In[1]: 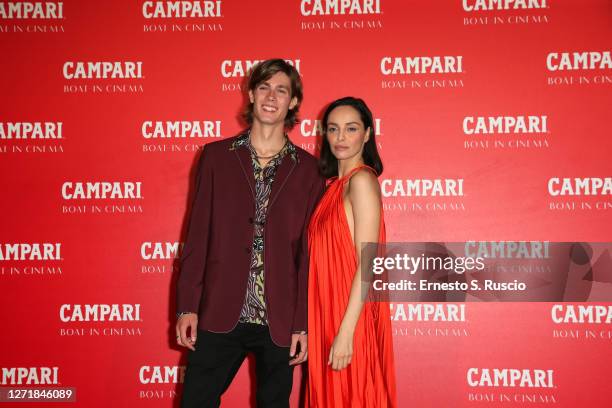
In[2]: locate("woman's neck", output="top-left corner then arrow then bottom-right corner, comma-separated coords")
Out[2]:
337,157 -> 365,178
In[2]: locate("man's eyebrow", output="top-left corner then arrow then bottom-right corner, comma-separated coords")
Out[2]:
257,82 -> 289,90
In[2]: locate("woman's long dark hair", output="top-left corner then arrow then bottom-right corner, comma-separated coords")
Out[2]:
319,96 -> 383,178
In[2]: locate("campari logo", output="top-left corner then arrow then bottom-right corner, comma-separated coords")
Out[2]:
62,61 -> 145,94
462,0 -> 549,26
462,241 -> 552,286
462,115 -> 550,150
142,1 -> 223,33
1,367 -> 59,385
220,59 -> 301,92
551,305 -> 612,342
380,56 -> 465,90
381,177 -> 466,212
0,243 -> 63,278
60,304 -> 141,322
464,241 -> 550,259
0,121 -> 65,154
0,243 -> 62,261
140,241 -> 183,275
139,365 -> 185,384
59,304 -> 144,337
552,304 -> 612,324
61,181 -> 145,215
546,51 -> 612,87
548,177 -> 612,211
300,0 -> 383,31
467,368 -> 557,404
141,242 -> 182,260
0,1 -> 65,33
142,120 -> 222,153
139,365 -> 185,400
391,303 -> 469,337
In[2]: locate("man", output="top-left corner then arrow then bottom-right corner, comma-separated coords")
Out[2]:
175,59 -> 325,408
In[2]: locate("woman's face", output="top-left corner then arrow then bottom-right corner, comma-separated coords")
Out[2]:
325,105 -> 370,162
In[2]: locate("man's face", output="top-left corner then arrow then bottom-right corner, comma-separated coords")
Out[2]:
249,71 -> 297,127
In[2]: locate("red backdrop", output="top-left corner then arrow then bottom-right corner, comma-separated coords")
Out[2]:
1,0 -> 611,406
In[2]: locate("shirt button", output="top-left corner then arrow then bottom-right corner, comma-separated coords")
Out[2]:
248,217 -> 254,224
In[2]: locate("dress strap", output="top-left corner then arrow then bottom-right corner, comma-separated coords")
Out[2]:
341,164 -> 377,182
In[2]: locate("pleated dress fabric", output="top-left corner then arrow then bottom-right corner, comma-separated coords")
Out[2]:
306,165 -> 397,408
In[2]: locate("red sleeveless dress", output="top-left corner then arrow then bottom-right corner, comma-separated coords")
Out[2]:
306,165 -> 397,408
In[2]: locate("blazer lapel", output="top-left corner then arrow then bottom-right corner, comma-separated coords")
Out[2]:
233,146 -> 256,201
268,154 -> 297,211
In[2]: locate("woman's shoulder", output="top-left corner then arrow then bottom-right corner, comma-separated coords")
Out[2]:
347,166 -> 381,198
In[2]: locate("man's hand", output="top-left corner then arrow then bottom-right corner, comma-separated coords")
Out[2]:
176,313 -> 198,351
289,333 -> 308,366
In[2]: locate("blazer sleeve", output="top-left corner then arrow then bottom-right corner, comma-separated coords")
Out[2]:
176,143 -> 214,314
292,174 -> 326,332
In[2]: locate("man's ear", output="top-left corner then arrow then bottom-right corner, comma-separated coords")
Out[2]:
289,96 -> 298,110
248,89 -> 254,104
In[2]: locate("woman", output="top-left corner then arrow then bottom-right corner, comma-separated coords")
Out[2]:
307,97 -> 397,407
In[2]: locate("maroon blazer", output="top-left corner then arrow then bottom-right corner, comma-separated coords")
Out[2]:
176,131 -> 325,347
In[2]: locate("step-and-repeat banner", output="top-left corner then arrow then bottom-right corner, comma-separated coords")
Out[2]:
1,1 -> 611,407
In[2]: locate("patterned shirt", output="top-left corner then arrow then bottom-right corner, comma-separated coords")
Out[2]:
230,131 -> 298,325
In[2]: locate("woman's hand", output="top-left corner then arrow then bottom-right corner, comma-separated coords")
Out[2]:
328,328 -> 354,371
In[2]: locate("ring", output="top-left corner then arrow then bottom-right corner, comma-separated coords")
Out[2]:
176,335 -> 180,339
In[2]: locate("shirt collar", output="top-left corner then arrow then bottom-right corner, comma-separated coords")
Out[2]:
230,128 -> 298,163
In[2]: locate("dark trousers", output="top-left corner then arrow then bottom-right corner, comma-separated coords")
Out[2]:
180,323 -> 294,408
